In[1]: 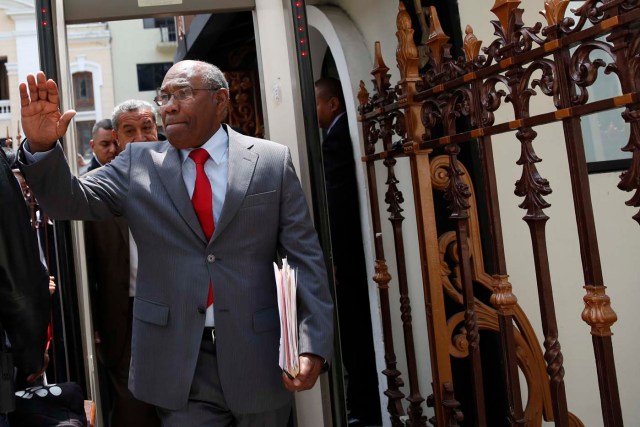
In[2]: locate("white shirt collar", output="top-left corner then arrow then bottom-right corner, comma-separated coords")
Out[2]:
179,125 -> 229,165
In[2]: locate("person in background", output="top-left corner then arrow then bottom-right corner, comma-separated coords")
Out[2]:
19,60 -> 333,426
0,145 -> 50,426
87,119 -> 118,172
110,99 -> 158,150
84,100 -> 160,427
11,153 -> 60,391
315,77 -> 382,426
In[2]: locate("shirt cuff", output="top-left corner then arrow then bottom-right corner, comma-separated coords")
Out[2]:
22,140 -> 56,164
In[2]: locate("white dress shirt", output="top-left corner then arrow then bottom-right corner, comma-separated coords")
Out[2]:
179,126 -> 229,327
179,126 -> 229,227
129,231 -> 138,297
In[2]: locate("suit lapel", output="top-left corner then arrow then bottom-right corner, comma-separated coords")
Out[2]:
151,144 -> 208,245
213,127 -> 257,240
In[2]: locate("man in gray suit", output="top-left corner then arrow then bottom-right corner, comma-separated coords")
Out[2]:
18,60 -> 333,426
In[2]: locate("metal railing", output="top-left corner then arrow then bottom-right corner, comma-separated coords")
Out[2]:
357,0 -> 633,425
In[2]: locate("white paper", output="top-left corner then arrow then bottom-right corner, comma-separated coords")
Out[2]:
274,258 -> 299,378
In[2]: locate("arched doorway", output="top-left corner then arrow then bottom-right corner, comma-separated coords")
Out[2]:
308,5 -> 384,424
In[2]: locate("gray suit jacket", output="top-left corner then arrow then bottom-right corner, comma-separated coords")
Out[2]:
20,126 -> 333,413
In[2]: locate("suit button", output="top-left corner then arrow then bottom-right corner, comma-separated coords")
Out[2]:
197,305 -> 206,314
207,254 -> 216,263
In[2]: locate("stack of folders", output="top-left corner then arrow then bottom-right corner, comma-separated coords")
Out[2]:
274,258 -> 299,379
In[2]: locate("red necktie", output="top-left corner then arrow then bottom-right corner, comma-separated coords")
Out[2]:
189,148 -> 214,310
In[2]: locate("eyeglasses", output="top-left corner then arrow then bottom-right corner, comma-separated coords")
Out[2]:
153,86 -> 220,106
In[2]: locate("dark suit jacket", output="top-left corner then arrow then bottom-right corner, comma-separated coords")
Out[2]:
322,113 -> 381,420
0,148 -> 49,378
322,114 -> 365,271
84,214 -> 130,369
87,156 -> 101,173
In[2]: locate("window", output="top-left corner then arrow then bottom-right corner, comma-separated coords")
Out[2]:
143,17 -> 176,42
75,120 -> 95,158
72,72 -> 95,111
137,62 -> 173,92
567,2 -> 631,173
0,58 -> 8,100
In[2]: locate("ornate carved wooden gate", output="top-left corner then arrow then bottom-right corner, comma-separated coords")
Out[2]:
356,0 -> 635,425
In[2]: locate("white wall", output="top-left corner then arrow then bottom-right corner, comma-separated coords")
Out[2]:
109,19 -> 177,107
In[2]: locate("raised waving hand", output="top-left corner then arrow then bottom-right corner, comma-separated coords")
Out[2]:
20,71 -> 76,152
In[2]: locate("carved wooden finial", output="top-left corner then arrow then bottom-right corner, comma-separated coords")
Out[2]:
357,80 -> 369,107
396,0 -> 419,80
16,120 -> 21,142
396,1 -> 412,32
540,0 -> 570,26
490,275 -> 518,316
463,25 -> 482,63
398,1 -> 407,14
426,6 -> 450,66
373,41 -> 390,75
372,41 -> 391,96
582,285 -> 618,337
491,0 -> 521,33
373,259 -> 392,290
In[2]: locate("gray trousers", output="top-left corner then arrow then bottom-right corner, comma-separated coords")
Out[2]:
157,338 -> 292,427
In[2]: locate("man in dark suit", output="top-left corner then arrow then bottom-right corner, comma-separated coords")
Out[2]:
19,60 -> 333,425
0,147 -> 50,424
86,119 -> 118,172
84,100 -> 160,427
315,77 -> 381,425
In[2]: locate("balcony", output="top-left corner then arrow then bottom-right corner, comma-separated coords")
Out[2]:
157,26 -> 178,53
0,100 -> 10,119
